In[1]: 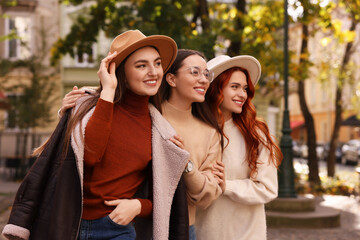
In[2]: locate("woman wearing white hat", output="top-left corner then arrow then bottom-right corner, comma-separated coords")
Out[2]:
3,30 -> 190,240
195,55 -> 283,240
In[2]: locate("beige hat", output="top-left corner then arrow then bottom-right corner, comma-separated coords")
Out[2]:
110,30 -> 177,72
207,55 -> 261,86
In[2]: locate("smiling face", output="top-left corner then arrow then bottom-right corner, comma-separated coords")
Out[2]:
220,70 -> 248,121
167,54 -> 210,109
124,46 -> 163,96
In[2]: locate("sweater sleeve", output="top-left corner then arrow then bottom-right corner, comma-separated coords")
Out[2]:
136,165 -> 153,218
183,131 -> 222,209
84,98 -> 113,167
137,199 -> 152,218
223,145 -> 278,205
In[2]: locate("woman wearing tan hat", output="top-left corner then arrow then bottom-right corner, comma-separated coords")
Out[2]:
195,55 -> 283,240
60,49 -> 225,240
2,30 -> 189,240
152,49 -> 224,240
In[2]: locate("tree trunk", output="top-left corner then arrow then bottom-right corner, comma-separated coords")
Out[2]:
227,0 -> 246,56
298,24 -> 320,185
192,0 -> 210,31
198,0 -> 210,31
327,19 -> 356,177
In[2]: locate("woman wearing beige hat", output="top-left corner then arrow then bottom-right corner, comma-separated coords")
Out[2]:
2,30 -> 189,240
194,55 -> 283,240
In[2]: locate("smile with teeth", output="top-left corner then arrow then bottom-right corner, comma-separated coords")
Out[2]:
194,88 -> 205,94
144,80 -> 157,85
233,100 -> 244,106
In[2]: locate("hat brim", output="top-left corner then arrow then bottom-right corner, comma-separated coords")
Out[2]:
110,35 -> 177,73
210,56 -> 261,86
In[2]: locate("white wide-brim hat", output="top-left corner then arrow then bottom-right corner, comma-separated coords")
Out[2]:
207,55 -> 261,86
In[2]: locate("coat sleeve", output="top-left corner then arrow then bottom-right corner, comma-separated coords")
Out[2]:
223,145 -> 278,205
2,110 -> 71,240
183,131 -> 222,209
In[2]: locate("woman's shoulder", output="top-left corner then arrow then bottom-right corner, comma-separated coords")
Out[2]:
194,118 -> 221,141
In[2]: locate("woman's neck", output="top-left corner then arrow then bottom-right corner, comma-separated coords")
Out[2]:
167,95 -> 192,111
222,111 -> 232,122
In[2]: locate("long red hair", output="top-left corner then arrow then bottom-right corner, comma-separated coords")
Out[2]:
206,67 -> 283,178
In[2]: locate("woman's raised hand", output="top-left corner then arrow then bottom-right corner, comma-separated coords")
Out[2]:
98,51 -> 119,102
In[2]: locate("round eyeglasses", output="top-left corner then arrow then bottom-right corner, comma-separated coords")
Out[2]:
178,66 -> 214,82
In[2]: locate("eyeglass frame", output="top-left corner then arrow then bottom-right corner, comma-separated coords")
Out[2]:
175,66 -> 214,82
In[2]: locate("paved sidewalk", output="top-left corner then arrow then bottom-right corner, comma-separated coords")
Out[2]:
267,195 -> 360,240
0,179 -> 359,239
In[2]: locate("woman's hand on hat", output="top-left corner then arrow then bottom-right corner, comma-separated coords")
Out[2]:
105,199 -> 141,225
98,51 -> 118,102
212,160 -> 226,193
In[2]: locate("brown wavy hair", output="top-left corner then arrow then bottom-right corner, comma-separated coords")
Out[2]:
205,67 -> 283,178
152,49 -> 224,149
33,47 -> 156,157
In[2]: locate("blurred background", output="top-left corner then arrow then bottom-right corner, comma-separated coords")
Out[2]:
0,0 -> 359,208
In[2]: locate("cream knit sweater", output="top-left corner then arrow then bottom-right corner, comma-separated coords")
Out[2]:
162,101 -> 222,226
195,119 -> 278,240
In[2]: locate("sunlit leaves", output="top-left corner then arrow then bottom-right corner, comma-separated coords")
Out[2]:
174,1 -> 181,9
342,30 -> 356,43
243,26 -> 252,35
320,37 -> 331,46
52,0 -> 201,64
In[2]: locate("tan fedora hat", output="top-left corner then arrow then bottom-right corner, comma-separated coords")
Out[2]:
109,30 -> 177,72
207,55 -> 261,86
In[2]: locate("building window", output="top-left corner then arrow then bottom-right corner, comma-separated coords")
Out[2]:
4,16 -> 31,60
74,45 -> 96,68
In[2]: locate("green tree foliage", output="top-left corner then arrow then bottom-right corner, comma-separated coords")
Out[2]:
52,0 -> 218,63
210,1 -> 286,89
53,0 -> 286,92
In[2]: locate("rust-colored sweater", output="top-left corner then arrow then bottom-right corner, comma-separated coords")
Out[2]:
82,91 -> 152,220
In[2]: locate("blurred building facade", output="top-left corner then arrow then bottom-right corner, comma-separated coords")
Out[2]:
0,0 -> 61,158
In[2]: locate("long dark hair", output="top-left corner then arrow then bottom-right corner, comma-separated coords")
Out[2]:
152,49 -> 224,149
34,47 -> 154,157
206,67 -> 283,177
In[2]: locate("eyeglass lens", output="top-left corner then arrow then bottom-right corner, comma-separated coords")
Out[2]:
189,67 -> 213,81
